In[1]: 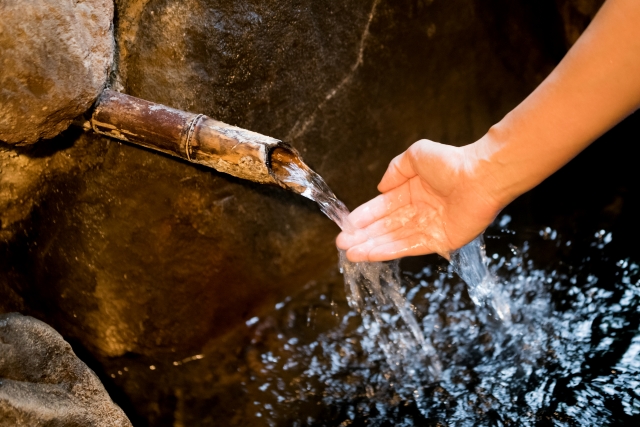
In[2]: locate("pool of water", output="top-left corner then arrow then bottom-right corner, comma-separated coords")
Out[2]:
239,217 -> 640,426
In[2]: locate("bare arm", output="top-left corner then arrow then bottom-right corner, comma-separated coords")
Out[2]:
337,0 -> 640,262
470,0 -> 640,208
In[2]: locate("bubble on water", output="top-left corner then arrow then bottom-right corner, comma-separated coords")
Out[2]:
498,214 -> 511,227
246,316 -> 259,326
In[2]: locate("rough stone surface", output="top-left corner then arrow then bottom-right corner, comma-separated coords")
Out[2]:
1,131 -> 337,360
0,313 -> 131,426
0,0 -> 616,425
0,0 -> 114,145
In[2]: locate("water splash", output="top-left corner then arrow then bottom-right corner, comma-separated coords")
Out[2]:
450,235 -> 512,322
243,221 -> 640,426
338,251 -> 442,379
270,149 -> 514,382
266,150 -> 640,424
271,148 -> 441,378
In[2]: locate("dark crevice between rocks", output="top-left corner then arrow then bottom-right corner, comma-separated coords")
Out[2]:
0,126 -> 83,158
68,342 -> 152,427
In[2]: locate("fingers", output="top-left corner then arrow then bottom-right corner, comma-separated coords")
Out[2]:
348,184 -> 412,229
337,204 -> 415,248
377,150 -> 417,193
337,199 -> 450,262
338,203 -> 436,262
337,185 -> 413,250
347,233 -> 435,262
336,228 -> 368,250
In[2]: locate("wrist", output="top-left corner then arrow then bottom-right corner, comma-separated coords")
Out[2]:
462,125 -> 521,211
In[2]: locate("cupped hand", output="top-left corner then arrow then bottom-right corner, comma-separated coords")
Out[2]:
336,139 -> 502,262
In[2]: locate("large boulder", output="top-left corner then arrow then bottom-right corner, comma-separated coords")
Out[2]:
0,0 -> 113,144
0,313 -> 131,426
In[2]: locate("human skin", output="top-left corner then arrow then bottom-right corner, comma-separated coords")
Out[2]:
336,0 -> 640,262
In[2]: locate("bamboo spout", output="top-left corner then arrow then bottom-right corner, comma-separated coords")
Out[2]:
88,90 -> 301,187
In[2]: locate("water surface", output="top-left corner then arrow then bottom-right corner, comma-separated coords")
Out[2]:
254,152 -> 640,426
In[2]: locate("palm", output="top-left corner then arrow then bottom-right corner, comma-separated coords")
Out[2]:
337,140 -> 500,262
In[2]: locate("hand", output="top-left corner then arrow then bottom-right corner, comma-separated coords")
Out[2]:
342,0 -> 640,263
336,139 -> 503,262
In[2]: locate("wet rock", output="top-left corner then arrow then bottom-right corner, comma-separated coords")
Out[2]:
0,312 -> 131,427
1,130 -> 338,359
0,130 -> 106,318
0,0 -> 113,145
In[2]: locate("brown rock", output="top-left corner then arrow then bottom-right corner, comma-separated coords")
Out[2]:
0,0 -> 114,145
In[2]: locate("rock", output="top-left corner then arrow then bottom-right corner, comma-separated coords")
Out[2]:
0,0 -> 114,145
1,130 -> 338,359
113,0 -> 569,208
0,313 -> 131,427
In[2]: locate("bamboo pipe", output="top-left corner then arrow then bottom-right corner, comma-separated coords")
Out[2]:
87,90 -> 302,189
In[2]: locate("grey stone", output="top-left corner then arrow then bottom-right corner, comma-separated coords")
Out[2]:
0,313 -> 132,427
0,0 -> 114,145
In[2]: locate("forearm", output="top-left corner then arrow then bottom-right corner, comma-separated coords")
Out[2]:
468,0 -> 640,208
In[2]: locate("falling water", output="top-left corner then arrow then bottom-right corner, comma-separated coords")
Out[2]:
231,216 -> 640,425
270,148 -> 511,380
271,148 -> 442,376
450,235 -> 512,322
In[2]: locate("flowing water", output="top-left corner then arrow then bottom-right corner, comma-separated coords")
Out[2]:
272,150 -> 444,378
258,151 -> 640,426
272,150 -> 510,377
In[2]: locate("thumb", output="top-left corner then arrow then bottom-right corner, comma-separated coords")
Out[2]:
377,149 -> 417,193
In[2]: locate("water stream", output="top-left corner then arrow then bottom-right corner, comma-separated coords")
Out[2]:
271,150 -> 514,381
271,150 -> 447,377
